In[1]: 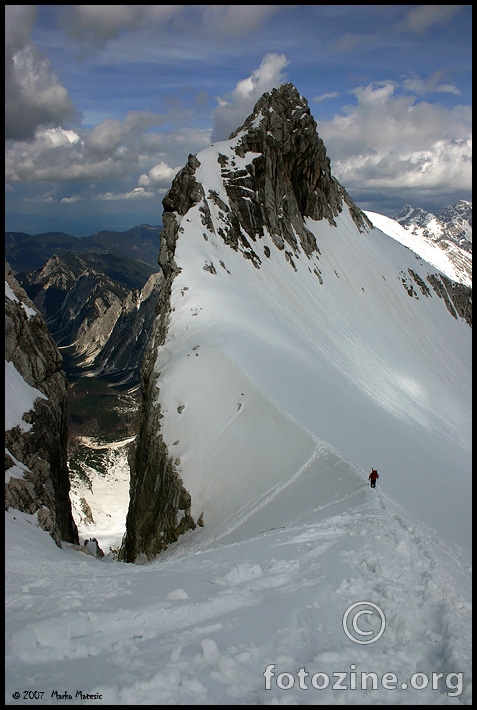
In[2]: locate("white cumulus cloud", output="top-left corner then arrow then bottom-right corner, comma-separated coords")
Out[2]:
5,6 -> 78,140
138,162 -> 180,189
211,53 -> 290,141
317,79 -> 472,200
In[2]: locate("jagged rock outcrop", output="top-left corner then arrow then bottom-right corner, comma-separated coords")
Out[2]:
426,273 -> 472,326
227,83 -> 371,252
401,268 -> 472,326
84,270 -> 164,385
5,260 -> 79,546
120,83 -> 373,563
158,84 -> 371,276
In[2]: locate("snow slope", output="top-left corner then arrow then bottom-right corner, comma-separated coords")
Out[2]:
5,464 -> 471,704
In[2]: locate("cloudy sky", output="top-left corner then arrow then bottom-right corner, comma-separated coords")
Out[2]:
5,4 -> 472,236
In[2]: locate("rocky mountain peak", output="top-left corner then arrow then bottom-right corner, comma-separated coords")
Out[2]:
228,83 -> 338,231
229,82 -> 313,148
436,201 -> 472,244
395,205 -> 434,228
231,82 -> 370,236
159,82 -> 370,280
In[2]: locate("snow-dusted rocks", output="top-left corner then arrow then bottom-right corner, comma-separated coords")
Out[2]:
365,201 -> 472,289
5,260 -> 78,547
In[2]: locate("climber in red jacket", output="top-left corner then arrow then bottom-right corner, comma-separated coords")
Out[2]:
369,468 -> 379,488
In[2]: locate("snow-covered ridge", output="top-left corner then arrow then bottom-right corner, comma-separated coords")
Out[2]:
123,84 -> 471,566
156,189 -> 471,545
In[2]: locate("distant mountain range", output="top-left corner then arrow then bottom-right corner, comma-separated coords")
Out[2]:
15,253 -> 162,385
5,224 -> 162,274
7,224 -> 163,386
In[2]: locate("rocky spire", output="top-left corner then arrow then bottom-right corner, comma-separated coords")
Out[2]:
224,82 -> 371,253
159,83 -> 370,279
230,83 -> 341,224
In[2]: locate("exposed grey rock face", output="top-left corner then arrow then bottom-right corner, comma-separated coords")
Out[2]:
121,155 -> 205,561
157,84 -> 371,275
426,273 -> 472,326
5,260 -> 79,547
85,270 -> 164,386
120,83 -> 373,563
400,267 -> 472,326
226,83 -> 371,254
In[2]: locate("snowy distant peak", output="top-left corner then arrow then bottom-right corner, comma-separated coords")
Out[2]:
395,200 -> 472,253
436,200 -> 472,246
365,208 -> 472,288
395,204 -> 435,228
437,199 -> 472,226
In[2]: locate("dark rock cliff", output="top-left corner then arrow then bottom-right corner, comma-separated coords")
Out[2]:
5,260 -> 79,546
118,264 -> 197,563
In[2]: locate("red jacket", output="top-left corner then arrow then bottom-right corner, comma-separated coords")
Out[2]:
369,470 -> 379,481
